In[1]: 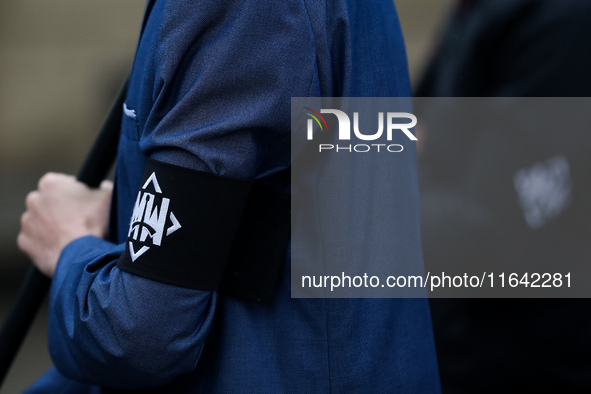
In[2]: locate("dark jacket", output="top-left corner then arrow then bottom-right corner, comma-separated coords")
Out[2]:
418,0 -> 591,392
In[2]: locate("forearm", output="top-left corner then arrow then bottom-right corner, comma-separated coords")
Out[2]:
48,236 -> 216,389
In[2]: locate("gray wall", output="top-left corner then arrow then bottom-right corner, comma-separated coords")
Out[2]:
0,2 -> 145,392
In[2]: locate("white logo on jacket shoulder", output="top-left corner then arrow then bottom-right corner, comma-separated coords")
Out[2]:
123,102 -> 137,119
128,172 -> 182,261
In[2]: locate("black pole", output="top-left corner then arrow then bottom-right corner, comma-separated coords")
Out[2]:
0,79 -> 127,388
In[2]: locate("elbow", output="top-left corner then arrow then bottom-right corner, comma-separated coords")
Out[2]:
48,288 -> 216,389
48,265 -> 217,388
49,320 -> 208,389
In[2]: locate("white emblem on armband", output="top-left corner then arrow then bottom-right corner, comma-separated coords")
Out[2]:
128,172 -> 182,261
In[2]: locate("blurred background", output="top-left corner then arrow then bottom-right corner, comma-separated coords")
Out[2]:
0,1 -> 146,392
0,1 -> 450,392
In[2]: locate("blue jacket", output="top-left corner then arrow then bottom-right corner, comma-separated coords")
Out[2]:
25,0 -> 440,392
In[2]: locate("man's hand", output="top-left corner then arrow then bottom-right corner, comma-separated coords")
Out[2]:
17,173 -> 113,277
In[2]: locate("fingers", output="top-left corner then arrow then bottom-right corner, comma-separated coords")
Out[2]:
38,172 -> 74,191
16,229 -> 34,258
25,190 -> 40,211
18,211 -> 32,249
20,210 -> 31,229
17,213 -> 55,277
19,209 -> 44,252
16,231 -> 32,258
17,231 -> 54,277
18,171 -> 113,277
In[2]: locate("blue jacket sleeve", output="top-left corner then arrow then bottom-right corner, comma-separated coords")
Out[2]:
46,0 -> 319,389
48,236 -> 217,388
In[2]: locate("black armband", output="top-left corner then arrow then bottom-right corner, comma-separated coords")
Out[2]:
219,180 -> 291,303
117,158 -> 252,290
117,158 -> 290,303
